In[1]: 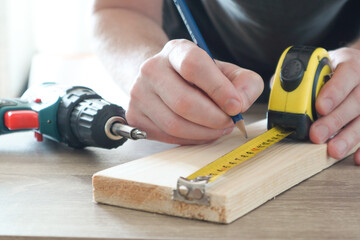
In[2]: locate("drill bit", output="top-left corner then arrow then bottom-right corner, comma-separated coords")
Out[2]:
111,123 -> 147,140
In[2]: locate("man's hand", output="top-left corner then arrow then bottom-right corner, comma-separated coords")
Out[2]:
310,47 -> 360,165
126,39 -> 263,145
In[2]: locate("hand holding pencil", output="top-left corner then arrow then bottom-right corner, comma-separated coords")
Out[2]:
124,1 -> 264,145
173,0 -> 255,138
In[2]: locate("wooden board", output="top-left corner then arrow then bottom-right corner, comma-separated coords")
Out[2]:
92,119 -> 357,224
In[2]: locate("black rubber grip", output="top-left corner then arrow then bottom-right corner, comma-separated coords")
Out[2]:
57,86 -> 127,149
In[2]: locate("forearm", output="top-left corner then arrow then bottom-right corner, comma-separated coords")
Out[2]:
92,7 -> 168,94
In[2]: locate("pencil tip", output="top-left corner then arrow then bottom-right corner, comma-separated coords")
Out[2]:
235,120 -> 247,138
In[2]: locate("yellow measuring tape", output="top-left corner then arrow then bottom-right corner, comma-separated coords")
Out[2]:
186,126 -> 293,183
172,126 -> 294,205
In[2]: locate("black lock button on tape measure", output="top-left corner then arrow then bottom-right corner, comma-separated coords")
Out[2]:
173,46 -> 332,206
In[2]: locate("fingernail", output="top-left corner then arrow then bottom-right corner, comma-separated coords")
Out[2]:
320,98 -> 333,114
224,98 -> 241,115
223,127 -> 234,135
333,139 -> 348,156
313,124 -> 329,142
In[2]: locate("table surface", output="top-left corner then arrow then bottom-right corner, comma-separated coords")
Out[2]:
0,104 -> 359,240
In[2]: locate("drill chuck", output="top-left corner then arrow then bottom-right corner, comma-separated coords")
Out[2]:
57,86 -> 146,149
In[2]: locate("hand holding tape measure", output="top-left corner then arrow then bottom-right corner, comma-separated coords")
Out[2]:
173,45 -> 334,205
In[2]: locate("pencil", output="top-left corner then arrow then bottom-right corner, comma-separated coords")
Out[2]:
173,0 -> 247,138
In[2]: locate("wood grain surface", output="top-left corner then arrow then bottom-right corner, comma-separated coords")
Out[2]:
1,104 -> 360,239
93,118 -> 358,223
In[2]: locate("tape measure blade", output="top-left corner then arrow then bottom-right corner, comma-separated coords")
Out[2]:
186,127 -> 293,183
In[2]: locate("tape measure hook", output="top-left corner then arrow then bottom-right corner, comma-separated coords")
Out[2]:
172,176 -> 211,206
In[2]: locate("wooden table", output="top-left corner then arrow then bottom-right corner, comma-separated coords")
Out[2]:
0,104 -> 359,240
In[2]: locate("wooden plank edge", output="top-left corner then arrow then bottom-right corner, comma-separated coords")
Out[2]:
92,176 -> 228,223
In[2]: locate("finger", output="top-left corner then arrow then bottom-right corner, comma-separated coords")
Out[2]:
129,76 -> 233,141
149,66 -> 233,129
134,48 -> 233,143
127,109 -> 215,145
167,40 -> 243,116
143,92 -> 234,140
326,116 -> 360,160
329,48 -> 360,70
310,85 -> 360,144
354,148 -> 360,165
269,75 -> 275,89
127,81 -> 219,144
316,62 -> 360,116
142,43 -> 233,129
216,60 -> 264,111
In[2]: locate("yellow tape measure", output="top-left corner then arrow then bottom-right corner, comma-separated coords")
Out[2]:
172,127 -> 293,205
172,46 -> 332,206
187,126 -> 293,183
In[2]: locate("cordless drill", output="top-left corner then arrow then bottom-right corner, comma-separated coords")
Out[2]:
0,82 -> 146,149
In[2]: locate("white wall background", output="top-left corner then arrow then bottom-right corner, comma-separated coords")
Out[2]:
0,0 -> 94,97
30,0 -> 94,54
